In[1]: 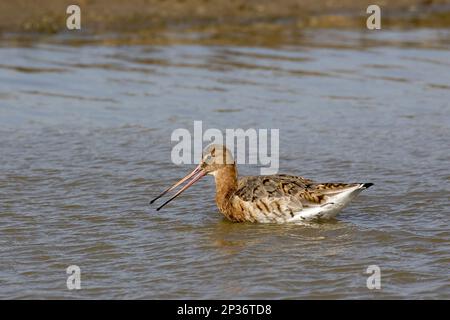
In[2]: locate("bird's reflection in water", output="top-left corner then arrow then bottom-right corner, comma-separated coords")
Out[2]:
208,216 -> 354,255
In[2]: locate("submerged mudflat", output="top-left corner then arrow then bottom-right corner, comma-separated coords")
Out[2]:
0,29 -> 449,298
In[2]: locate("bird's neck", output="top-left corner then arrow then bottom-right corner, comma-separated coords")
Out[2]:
214,164 -> 238,212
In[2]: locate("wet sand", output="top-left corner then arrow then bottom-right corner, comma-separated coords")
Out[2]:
1,0 -> 450,44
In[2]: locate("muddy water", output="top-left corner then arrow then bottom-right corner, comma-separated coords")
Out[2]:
0,30 -> 449,299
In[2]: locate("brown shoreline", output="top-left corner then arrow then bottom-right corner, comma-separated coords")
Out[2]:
1,0 -> 450,46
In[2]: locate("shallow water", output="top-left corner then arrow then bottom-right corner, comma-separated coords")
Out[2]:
0,29 -> 449,299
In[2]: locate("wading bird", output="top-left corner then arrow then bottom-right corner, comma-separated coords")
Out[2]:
150,144 -> 372,222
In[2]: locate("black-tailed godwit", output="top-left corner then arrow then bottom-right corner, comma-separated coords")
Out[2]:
150,144 -> 373,222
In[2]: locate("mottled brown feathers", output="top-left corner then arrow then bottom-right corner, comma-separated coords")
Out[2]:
213,170 -> 362,222
197,144 -> 371,222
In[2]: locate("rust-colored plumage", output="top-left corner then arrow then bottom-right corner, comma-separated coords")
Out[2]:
151,144 -> 373,222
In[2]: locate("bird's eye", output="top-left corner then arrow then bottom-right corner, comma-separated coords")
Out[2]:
204,155 -> 212,163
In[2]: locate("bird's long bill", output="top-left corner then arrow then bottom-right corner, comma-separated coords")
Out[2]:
150,164 -> 206,211
149,164 -> 202,205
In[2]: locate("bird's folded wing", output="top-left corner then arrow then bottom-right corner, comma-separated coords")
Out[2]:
233,175 -> 361,219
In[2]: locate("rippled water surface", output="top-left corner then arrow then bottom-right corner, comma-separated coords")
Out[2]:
0,30 -> 449,299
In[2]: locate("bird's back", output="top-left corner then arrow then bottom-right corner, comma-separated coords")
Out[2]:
226,174 -> 371,222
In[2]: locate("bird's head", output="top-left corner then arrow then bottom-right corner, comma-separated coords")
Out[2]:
149,144 -> 234,210
200,144 -> 235,175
